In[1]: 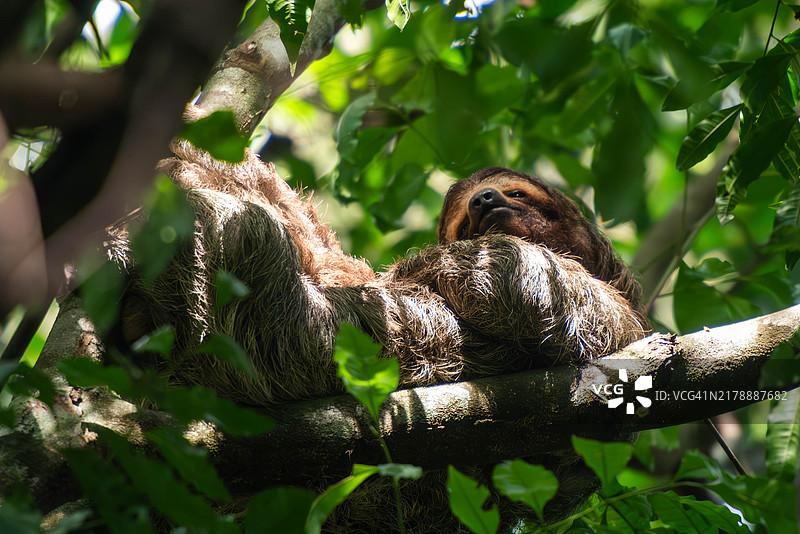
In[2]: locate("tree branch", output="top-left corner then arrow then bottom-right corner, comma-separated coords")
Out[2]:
191,0 -> 385,134
3,302 -> 799,511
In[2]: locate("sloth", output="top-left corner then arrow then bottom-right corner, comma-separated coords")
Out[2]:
104,142 -> 649,532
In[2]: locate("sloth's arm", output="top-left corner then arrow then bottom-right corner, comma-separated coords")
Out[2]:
385,236 -> 650,365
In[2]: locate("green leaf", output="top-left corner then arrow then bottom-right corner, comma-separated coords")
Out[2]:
648,491 -> 715,534
334,323 -> 397,422
159,386 -> 274,435
103,3 -> 138,66
673,260 -> 759,333
717,115 -> 796,221
196,333 -> 256,379
131,175 -> 196,284
370,163 -> 428,232
385,0 -> 410,30
179,111 -> 247,163
266,0 -> 316,68
677,104 -> 743,171
64,448 -> 155,534
673,450 -> 724,482
4,364 -> 57,406
377,463 -> 423,482
607,23 -> 648,61
662,61 -> 748,112
716,0 -> 759,11
710,475 -> 798,534
681,497 -> 751,534
773,121 -> 800,183
99,428 -> 220,529
335,93 -> 377,164
603,494 -> 651,533
492,459 -> 558,520
766,389 -> 800,482
556,74 -> 617,137
571,436 -> 633,488
475,64 -> 527,117
57,357 -> 133,395
130,325 -> 175,357
244,487 -> 315,534
494,19 -> 593,90
741,54 -> 794,114
592,83 -> 650,223
214,270 -> 251,309
771,184 -> 800,269
306,465 -> 378,534
341,0 -> 365,27
79,261 -> 125,333
0,489 -> 41,534
145,428 -> 230,500
447,466 -> 500,534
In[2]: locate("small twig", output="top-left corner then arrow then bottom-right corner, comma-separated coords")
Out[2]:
764,0 -> 782,56
704,419 -> 750,476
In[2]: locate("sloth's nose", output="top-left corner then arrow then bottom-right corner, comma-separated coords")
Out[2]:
470,188 -> 505,214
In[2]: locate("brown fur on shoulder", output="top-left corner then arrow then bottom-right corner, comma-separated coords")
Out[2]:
162,141 -> 374,287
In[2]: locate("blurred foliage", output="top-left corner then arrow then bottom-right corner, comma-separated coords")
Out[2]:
4,0 -> 800,533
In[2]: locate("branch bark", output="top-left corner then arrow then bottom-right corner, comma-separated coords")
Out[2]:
190,0 -> 384,134
3,302 -> 799,511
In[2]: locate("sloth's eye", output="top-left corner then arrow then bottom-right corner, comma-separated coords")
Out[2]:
541,207 -> 560,221
507,190 -> 527,199
457,220 -> 469,239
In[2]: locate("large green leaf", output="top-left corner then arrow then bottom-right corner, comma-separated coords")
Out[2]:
673,450 -> 724,482
571,436 -> 633,488
386,0 -> 410,30
179,111 -> 247,163
369,163 -> 428,232
100,428 -> 221,530
592,82 -> 651,224
649,491 -> 749,534
492,459 -> 558,520
244,487 -> 315,534
766,389 -> 800,483
447,466 -> 500,534
494,18 -> 593,90
306,465 -> 379,534
556,73 -> 617,137
676,104 -> 743,172
196,333 -> 256,379
717,115 -> 796,221
672,259 -> 760,334
334,323 -> 397,422
741,54 -> 795,114
145,428 -> 230,501
603,493 -> 652,533
770,183 -> 800,268
710,475 -> 798,534
266,0 -> 316,68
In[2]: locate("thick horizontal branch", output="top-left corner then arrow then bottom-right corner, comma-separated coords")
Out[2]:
208,304 -> 800,489
3,303 -> 799,511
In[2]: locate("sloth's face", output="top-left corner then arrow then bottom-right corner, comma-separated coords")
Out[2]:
440,172 -> 595,261
444,176 -> 558,243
